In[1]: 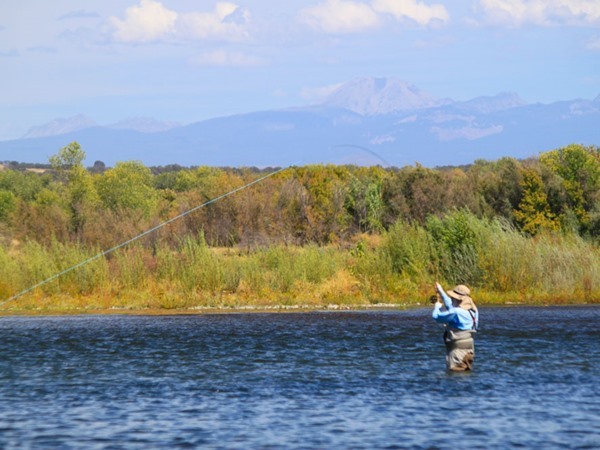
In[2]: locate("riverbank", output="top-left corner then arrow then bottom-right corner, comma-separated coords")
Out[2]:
1,211 -> 599,314
1,292 -> 597,316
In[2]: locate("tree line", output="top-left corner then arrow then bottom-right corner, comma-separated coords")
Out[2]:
0,142 -> 598,249
0,142 -> 598,309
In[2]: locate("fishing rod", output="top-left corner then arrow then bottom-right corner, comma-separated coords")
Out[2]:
0,164 -> 293,308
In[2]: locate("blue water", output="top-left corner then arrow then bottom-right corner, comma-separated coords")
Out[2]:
0,307 -> 599,449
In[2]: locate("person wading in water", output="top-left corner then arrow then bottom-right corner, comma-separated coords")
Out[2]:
432,282 -> 479,371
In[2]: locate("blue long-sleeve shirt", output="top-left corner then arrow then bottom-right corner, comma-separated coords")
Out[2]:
432,284 -> 478,331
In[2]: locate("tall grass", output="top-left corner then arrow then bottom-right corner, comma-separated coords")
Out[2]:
0,211 -> 598,312
0,239 -> 109,298
475,219 -> 535,293
530,233 -> 599,301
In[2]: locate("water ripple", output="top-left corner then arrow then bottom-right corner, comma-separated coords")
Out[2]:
0,307 -> 599,449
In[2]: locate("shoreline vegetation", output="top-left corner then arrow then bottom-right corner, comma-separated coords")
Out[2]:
0,143 -> 599,314
1,229 -> 598,316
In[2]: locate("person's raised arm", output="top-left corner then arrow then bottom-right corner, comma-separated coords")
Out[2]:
435,282 -> 454,310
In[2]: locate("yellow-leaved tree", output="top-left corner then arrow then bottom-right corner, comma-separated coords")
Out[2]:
514,168 -> 559,235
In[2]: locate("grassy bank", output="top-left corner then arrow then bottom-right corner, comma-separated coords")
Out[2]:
1,211 -> 598,314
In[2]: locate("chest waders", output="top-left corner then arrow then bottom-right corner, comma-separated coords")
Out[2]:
443,309 -> 477,371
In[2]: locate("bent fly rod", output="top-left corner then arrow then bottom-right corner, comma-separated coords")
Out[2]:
0,165 -> 292,308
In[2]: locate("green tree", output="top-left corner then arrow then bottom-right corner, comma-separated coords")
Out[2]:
382,170 -> 410,227
173,166 -> 222,193
540,144 -> 600,232
292,165 -> 351,243
346,167 -> 386,233
0,190 -> 16,222
49,141 -> 86,175
397,164 -> 448,224
96,161 -> 158,217
469,158 -> 523,220
48,142 -> 98,235
0,170 -> 49,201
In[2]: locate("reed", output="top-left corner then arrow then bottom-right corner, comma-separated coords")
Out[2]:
475,218 -> 535,293
381,220 -> 431,278
0,243 -> 24,298
530,233 -> 600,301
1,212 -> 598,312
426,210 -> 482,285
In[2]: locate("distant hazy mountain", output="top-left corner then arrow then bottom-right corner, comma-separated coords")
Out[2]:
22,114 -> 97,139
106,117 -> 181,133
22,115 -> 181,139
2,77 -> 599,168
322,77 -> 450,115
453,92 -> 527,114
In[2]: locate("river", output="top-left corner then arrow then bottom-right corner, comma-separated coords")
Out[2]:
0,306 -> 598,449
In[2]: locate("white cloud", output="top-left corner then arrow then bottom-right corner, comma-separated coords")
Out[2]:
372,0 -> 449,25
298,0 -> 450,33
110,0 -> 250,44
111,0 -> 177,42
476,0 -> 600,27
188,50 -> 264,67
298,0 -> 380,34
176,2 -> 250,42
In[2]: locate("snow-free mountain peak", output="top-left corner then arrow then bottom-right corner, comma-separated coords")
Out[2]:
6,81 -> 599,168
455,92 -> 528,114
106,117 -> 182,133
22,114 -> 97,139
321,77 -> 450,115
22,115 -> 182,139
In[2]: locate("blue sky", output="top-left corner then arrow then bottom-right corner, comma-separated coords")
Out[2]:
1,0 -> 599,140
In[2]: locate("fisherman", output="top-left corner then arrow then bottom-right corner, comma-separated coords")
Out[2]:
432,282 -> 479,371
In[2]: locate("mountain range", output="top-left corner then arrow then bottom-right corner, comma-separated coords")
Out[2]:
2,77 -> 599,168
22,115 -> 182,138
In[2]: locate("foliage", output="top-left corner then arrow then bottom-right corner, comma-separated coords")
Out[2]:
48,142 -> 99,235
514,168 -> 559,235
0,190 -> 16,222
539,144 -> 600,233
0,169 -> 50,201
49,141 -> 86,173
381,220 -> 430,277
470,157 -> 522,219
96,161 -> 158,217
426,210 -> 481,285
0,142 -> 599,310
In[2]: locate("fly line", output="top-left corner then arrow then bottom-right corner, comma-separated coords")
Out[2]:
0,165 -> 292,308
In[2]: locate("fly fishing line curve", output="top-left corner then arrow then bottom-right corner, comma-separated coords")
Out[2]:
0,144 -> 391,309
0,165 -> 292,308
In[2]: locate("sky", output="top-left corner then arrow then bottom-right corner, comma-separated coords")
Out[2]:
1,0 -> 599,140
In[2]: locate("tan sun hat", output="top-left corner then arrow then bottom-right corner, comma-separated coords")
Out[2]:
447,284 -> 476,310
